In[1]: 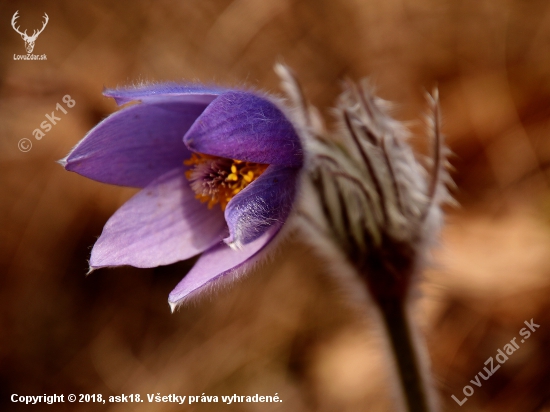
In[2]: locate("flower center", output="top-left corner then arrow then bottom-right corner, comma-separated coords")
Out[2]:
184,153 -> 268,210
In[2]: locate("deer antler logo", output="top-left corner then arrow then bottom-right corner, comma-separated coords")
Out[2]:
11,11 -> 49,54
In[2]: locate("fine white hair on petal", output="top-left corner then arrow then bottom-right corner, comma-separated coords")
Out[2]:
224,197 -> 279,250
169,211 -> 297,312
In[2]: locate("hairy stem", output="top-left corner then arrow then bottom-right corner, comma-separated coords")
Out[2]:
377,298 -> 434,412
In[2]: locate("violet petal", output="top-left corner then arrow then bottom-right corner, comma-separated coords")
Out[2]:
90,167 -> 227,269
224,165 -> 299,247
104,83 -> 224,106
184,91 -> 303,167
168,227 -> 277,308
62,100 -> 208,188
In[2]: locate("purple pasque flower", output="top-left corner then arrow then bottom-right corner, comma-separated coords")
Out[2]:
61,83 -> 303,310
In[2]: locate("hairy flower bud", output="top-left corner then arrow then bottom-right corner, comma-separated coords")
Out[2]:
277,64 -> 453,305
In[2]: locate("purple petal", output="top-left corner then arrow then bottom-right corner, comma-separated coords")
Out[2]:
62,100 -> 208,188
224,165 -> 299,247
90,168 -> 227,269
104,83 -> 224,106
184,91 -> 303,167
168,227 -> 278,309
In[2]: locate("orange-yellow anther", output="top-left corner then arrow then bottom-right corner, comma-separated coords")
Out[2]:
184,153 -> 268,210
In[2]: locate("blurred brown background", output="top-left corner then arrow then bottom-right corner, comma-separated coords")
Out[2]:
1,0 -> 550,411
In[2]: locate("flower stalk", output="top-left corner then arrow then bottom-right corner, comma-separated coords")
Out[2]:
377,296 -> 433,412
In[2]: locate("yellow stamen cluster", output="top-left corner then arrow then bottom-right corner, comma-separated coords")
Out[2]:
184,153 -> 268,210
